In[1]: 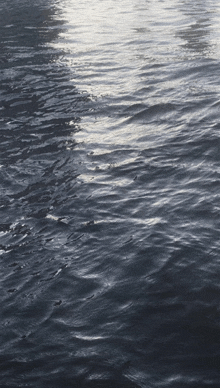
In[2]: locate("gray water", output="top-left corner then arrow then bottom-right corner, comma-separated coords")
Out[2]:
1,0 -> 220,387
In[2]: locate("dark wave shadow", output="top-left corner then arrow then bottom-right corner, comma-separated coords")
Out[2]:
176,0 -> 213,57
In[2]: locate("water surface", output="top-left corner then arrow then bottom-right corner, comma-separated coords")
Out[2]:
1,0 -> 220,387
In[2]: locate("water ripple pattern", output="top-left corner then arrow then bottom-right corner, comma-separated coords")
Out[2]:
1,0 -> 220,387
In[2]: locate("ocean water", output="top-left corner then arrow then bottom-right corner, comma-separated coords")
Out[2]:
1,0 -> 220,387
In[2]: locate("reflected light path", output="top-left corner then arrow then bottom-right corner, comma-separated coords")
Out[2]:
50,0 -> 220,189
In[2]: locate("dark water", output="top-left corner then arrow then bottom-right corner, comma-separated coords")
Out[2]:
1,0 -> 220,386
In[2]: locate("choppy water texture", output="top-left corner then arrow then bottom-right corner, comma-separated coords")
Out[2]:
1,0 -> 220,386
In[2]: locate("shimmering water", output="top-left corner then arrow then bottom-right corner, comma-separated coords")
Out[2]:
1,0 -> 220,386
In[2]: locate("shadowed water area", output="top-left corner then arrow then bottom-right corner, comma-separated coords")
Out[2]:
1,0 -> 220,387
